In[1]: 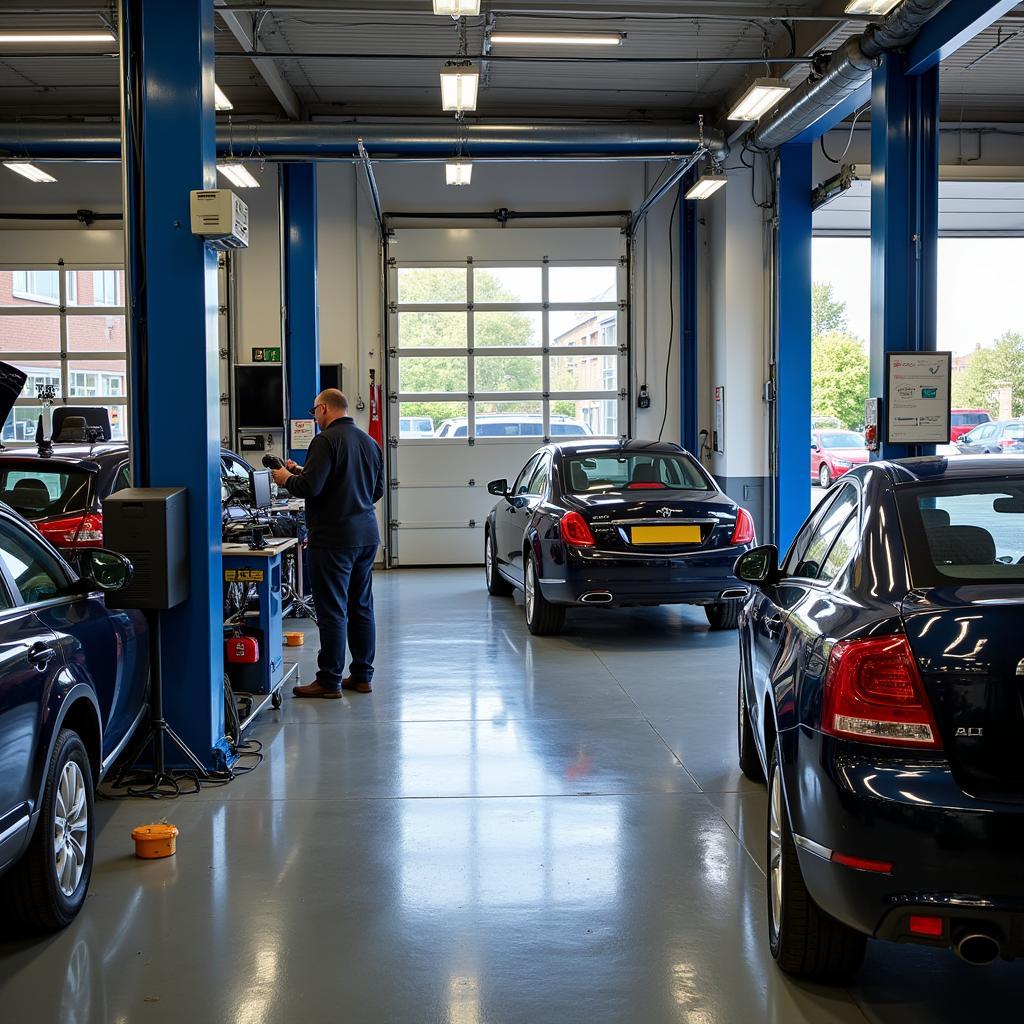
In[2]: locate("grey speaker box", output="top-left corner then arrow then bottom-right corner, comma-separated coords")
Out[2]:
103,487 -> 189,610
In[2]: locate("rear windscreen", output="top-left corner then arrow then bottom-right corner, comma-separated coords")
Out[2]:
899,480 -> 1024,583
0,464 -> 92,519
563,452 -> 711,493
952,412 -> 989,427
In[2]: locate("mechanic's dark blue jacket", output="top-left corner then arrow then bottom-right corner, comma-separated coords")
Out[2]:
284,415 -> 384,549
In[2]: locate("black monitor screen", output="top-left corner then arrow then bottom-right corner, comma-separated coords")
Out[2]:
235,365 -> 283,427
250,468 -> 272,510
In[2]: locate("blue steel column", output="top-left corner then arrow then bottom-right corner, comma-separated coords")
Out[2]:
122,0 -> 228,769
870,53 -> 940,459
281,163 -> 321,463
776,143 -> 813,551
679,175 -> 699,454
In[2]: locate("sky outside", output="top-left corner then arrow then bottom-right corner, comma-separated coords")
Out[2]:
812,236 -> 1024,355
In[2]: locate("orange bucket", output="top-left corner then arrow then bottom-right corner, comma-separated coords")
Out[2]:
132,823 -> 179,859
283,631 -> 305,647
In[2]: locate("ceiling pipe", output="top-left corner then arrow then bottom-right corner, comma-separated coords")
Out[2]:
753,0 -> 954,151
0,119 -> 728,161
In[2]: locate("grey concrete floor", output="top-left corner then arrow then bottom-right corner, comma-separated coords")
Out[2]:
1,567 -> 1021,1022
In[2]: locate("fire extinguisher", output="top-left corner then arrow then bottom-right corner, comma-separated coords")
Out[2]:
368,368 -> 383,448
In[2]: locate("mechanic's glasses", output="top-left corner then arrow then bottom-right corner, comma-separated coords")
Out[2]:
309,403 -> 324,416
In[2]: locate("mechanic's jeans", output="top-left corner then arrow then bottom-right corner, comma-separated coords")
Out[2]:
307,545 -> 377,689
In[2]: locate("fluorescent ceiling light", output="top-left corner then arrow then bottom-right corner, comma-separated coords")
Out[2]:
685,173 -> 727,201
214,83 -> 233,111
445,160 -> 473,186
489,32 -> 622,46
0,32 -> 115,43
727,78 -> 791,121
433,0 -> 481,14
4,162 -> 57,183
218,163 -> 259,189
440,66 -> 479,112
844,0 -> 902,13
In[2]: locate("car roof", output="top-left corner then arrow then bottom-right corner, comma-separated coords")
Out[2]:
882,454 -> 1024,484
0,443 -> 129,467
548,438 -> 685,455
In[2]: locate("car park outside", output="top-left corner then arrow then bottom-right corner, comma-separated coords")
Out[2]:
810,428 -> 869,488
955,419 -> 1024,454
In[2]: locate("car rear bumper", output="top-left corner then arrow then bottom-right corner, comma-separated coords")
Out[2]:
540,546 -> 751,606
782,726 -> 1024,950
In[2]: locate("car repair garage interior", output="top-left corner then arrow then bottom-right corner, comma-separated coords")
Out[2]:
1,0 -> 1024,1020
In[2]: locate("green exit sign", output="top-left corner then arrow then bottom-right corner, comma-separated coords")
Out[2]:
252,347 -> 281,362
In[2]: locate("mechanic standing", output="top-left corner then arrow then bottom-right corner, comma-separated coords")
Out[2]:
270,389 -> 384,698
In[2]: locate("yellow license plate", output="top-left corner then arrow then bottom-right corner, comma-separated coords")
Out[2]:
631,525 -> 702,545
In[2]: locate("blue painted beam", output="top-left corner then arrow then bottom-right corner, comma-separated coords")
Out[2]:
281,163 -> 321,463
906,0 -> 1019,76
776,143 -> 813,551
679,175 -> 699,455
789,80 -> 872,146
870,53 -> 940,460
124,0 -> 228,769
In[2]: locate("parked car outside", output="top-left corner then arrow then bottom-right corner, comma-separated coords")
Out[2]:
810,429 -> 868,488
0,508 -> 146,930
436,415 -> 594,439
735,457 -> 1024,980
484,440 -> 755,635
954,419 -> 1024,454
399,416 -> 435,439
950,408 -> 992,442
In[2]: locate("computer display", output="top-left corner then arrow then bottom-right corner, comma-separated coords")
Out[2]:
249,468 -> 273,510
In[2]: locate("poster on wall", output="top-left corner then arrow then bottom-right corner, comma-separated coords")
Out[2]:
713,386 -> 725,454
290,418 -> 316,450
885,352 -> 952,444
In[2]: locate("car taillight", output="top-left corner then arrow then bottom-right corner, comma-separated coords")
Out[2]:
821,634 -> 942,749
37,512 -> 103,548
559,510 -> 595,548
998,438 -> 1019,448
730,507 -> 756,545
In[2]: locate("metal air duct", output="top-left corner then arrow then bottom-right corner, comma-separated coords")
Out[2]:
753,0 -> 953,151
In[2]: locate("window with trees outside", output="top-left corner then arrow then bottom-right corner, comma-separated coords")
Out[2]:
0,266 -> 128,444
391,263 -> 624,440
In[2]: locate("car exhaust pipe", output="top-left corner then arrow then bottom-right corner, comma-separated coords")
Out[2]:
580,591 -> 613,605
953,931 -> 1001,966
719,587 -> 749,601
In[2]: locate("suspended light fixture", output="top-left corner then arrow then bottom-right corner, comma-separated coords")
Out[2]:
433,0 -> 481,14
440,62 -> 479,112
218,163 -> 260,189
445,160 -> 473,186
0,32 -> 115,43
844,0 -> 902,14
4,161 -> 57,183
685,173 -> 727,201
214,83 -> 234,111
727,78 -> 791,121
489,32 -> 622,46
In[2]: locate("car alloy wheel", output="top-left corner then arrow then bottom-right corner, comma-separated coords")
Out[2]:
525,557 -> 536,623
485,532 -> 494,586
819,464 -> 831,488
54,759 -> 89,898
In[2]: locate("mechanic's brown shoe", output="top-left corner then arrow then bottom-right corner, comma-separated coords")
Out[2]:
342,676 -> 372,694
292,681 -> 343,699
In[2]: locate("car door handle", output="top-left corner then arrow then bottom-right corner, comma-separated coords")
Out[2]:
28,643 -> 58,670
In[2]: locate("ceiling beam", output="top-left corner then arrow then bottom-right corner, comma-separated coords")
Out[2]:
905,0 -> 1021,76
217,8 -> 304,119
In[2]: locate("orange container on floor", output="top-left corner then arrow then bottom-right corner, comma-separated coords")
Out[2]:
283,631 -> 305,647
132,823 -> 179,859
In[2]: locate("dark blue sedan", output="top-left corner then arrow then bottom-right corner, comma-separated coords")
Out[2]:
735,456 -> 1024,979
485,440 -> 755,635
0,504 -> 145,931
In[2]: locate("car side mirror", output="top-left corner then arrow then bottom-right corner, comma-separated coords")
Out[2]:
810,443 -> 819,452
734,544 -> 779,587
78,548 -> 133,592
488,478 -> 510,497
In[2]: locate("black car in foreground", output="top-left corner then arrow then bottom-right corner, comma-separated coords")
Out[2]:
0,504 -> 145,931
736,456 -> 1024,980
484,440 -> 755,635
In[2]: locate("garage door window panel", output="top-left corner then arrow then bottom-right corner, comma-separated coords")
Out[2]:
473,311 -> 542,348
398,357 -> 467,395
397,267 -> 466,304
397,311 -> 468,350
475,356 -> 542,394
473,267 -> 542,304
67,315 -> 127,353
548,265 -> 617,304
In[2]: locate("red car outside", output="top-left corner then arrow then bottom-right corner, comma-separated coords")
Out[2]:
950,408 -> 992,442
811,429 -> 869,488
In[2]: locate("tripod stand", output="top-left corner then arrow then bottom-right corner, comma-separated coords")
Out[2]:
114,611 -> 213,796
283,546 -> 317,623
